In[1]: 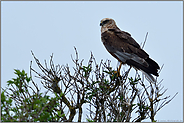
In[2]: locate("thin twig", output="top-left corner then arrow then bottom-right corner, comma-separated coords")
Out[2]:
142,32 -> 148,49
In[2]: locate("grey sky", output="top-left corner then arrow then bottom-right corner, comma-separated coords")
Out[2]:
1,1 -> 183,122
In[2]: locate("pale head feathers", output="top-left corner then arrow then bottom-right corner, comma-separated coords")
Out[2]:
100,18 -> 118,33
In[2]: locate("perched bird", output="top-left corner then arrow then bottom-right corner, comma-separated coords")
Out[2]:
100,18 -> 160,82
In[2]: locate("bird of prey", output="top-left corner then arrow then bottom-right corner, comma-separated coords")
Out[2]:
100,18 -> 160,82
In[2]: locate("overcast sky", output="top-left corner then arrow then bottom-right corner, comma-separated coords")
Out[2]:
1,1 -> 183,122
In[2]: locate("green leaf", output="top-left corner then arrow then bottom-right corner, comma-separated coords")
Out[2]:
135,77 -> 141,81
1,91 -> 6,100
100,85 -> 104,89
129,77 -> 141,84
15,91 -> 20,96
26,77 -> 31,82
14,69 -> 21,75
103,70 -> 111,74
84,72 -> 87,77
7,98 -> 13,105
120,95 -> 124,100
60,92 -> 64,97
110,75 -> 115,80
61,113 -> 65,117
145,106 -> 149,110
113,119 -> 117,122
7,80 -> 14,86
86,118 -> 95,122
33,104 -> 39,109
82,66 -> 87,72
128,77 -> 134,82
88,95 -> 93,101
34,99 -> 41,104
92,92 -> 96,96
22,70 -> 25,75
86,92 -> 92,95
57,110 -> 61,116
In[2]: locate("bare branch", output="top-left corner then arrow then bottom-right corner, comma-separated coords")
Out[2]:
142,32 -> 148,49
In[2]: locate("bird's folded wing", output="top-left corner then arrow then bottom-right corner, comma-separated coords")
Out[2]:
127,45 -> 149,59
108,28 -> 140,49
114,51 -> 149,67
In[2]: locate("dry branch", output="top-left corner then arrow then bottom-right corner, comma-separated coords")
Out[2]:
29,47 -> 178,122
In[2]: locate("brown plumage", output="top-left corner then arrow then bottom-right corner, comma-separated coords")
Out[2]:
100,18 -> 160,80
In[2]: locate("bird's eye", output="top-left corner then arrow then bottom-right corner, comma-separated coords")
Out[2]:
103,20 -> 110,25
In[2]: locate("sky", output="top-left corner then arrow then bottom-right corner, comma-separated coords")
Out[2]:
1,1 -> 183,122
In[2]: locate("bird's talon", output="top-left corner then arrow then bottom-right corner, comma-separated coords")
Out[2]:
112,70 -> 121,78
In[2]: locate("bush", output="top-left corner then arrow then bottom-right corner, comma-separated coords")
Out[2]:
1,47 -> 178,122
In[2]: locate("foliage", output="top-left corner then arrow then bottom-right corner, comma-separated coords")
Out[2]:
1,70 -> 64,122
1,47 -> 178,122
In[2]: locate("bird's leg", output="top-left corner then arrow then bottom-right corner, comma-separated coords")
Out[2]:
117,62 -> 123,76
112,62 -> 122,78
114,62 -> 122,76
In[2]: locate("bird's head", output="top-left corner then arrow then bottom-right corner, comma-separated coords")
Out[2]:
100,18 -> 116,27
100,18 -> 117,33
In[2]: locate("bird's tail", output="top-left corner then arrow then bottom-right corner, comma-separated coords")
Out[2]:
141,70 -> 156,84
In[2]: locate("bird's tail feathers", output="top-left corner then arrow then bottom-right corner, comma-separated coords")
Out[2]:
141,70 -> 156,84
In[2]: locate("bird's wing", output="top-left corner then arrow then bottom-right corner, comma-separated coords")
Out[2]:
114,50 -> 149,67
108,28 -> 140,49
101,29 -> 159,76
108,28 -> 149,59
101,30 -> 149,67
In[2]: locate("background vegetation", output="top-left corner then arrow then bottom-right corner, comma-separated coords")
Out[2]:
1,47 -> 178,122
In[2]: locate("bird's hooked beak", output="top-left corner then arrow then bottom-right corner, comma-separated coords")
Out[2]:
100,20 -> 103,26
